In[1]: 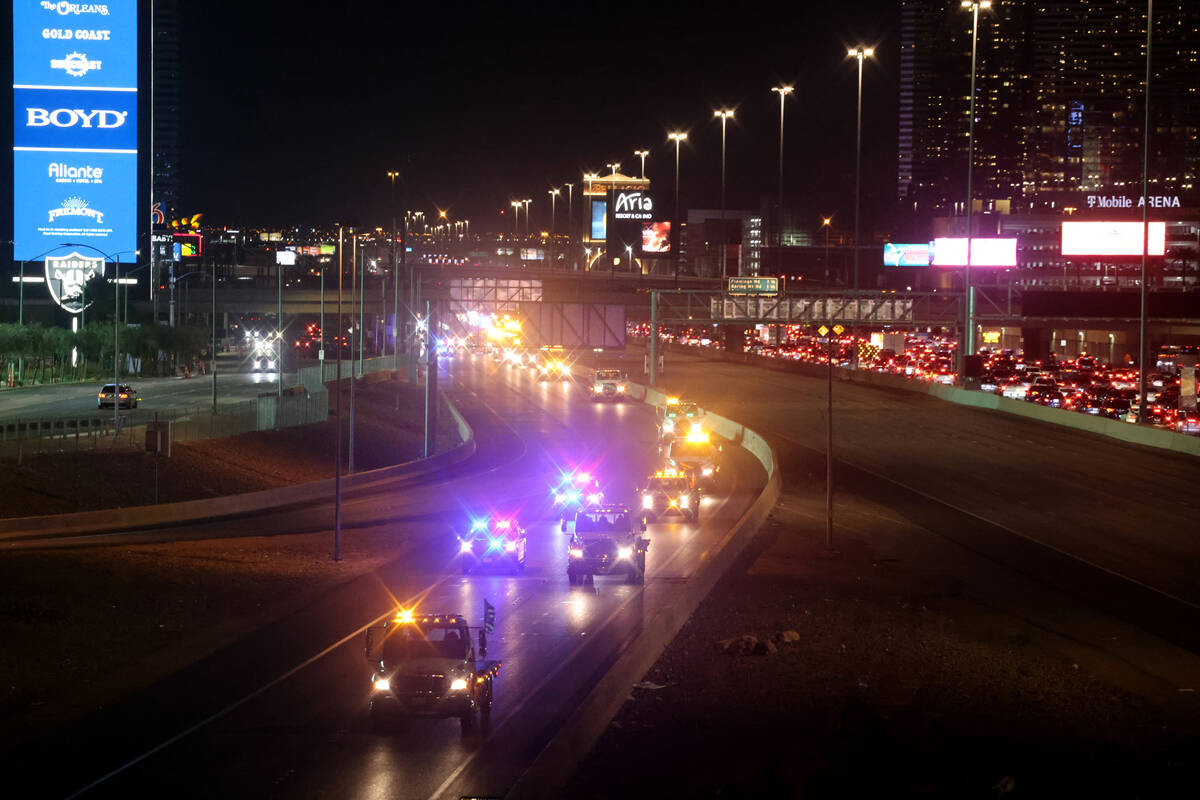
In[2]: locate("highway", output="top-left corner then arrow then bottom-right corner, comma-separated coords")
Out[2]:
0,356 -> 293,425
633,342 -> 1200,622
2,352 -> 765,798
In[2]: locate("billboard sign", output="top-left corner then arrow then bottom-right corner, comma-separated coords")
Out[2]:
12,0 -> 138,262
589,199 -> 606,240
641,221 -> 670,254
611,190 -> 654,221
883,242 -> 931,266
43,251 -> 104,313
1061,221 -> 1166,257
930,237 -> 1017,267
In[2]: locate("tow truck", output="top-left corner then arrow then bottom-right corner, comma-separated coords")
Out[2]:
658,397 -> 705,441
640,466 -> 701,523
567,503 -> 650,586
365,608 -> 501,733
665,429 -> 722,489
588,368 -> 628,402
459,516 -> 527,574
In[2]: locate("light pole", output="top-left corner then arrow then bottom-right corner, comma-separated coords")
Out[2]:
387,170 -> 400,367
565,182 -> 574,269
668,131 -> 687,283
549,187 -> 560,267
634,149 -> 649,179
714,109 -> 734,280
961,1 -> 990,373
848,46 -> 873,290
607,162 -> 620,177
1138,0 -> 1153,423
522,199 -> 531,240
822,217 -> 833,282
625,244 -> 633,276
772,85 -> 794,276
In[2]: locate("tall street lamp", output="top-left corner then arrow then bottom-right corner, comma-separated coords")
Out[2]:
714,109 -> 734,280
1138,0 -> 1153,422
961,1 -> 991,373
564,182 -> 574,269
634,149 -> 649,179
668,131 -> 688,283
522,199 -> 531,239
607,162 -> 620,176
821,217 -> 833,282
387,170 -> 400,366
549,188 -> 560,268
849,46 -> 878,291
772,85 -> 794,275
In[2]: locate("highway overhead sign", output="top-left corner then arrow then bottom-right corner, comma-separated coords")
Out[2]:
726,276 -> 782,295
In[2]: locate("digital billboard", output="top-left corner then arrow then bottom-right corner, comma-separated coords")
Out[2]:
1061,221 -> 1166,257
883,243 -> 931,266
12,0 -> 138,262
589,199 -> 606,240
930,238 -> 1018,267
641,221 -> 671,254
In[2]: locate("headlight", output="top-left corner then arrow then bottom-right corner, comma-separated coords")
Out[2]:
680,495 -> 690,508
617,546 -> 634,560
553,492 -> 565,503
702,467 -> 714,476
662,419 -> 674,432
587,492 -> 603,504
504,541 -> 518,552
617,385 -> 625,392
373,677 -> 390,692
642,494 -> 653,509
449,678 -> 468,692
569,547 -> 583,558
460,541 -> 473,553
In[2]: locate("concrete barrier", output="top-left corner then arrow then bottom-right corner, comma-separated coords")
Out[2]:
508,384 -> 780,798
0,393 -> 476,543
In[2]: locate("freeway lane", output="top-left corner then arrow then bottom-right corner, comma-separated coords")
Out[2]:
0,360 -> 292,425
7,352 -> 765,799
634,342 -> 1200,611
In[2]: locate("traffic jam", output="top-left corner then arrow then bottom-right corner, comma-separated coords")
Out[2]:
631,321 -> 1200,434
363,313 -> 722,734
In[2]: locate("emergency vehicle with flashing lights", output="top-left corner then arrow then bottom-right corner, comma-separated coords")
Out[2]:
641,467 -> 701,523
552,470 -> 605,521
665,429 -> 722,489
459,516 -> 527,574
567,504 -> 649,586
658,397 -> 705,441
589,368 -> 628,402
537,346 -> 570,381
364,609 -> 501,733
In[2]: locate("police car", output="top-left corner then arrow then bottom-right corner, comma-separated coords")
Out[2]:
459,516 -> 527,574
641,467 -> 701,523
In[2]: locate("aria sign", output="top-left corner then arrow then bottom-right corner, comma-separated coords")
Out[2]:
44,251 -> 104,313
612,191 -> 654,221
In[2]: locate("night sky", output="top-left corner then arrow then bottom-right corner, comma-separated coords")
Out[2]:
183,0 -> 900,234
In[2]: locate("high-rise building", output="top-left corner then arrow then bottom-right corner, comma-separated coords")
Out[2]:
899,0 -> 1199,215
152,0 -> 182,218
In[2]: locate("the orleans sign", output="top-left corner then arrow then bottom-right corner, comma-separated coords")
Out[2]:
44,251 -> 104,313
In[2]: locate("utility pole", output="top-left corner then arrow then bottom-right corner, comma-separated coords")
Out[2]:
211,260 -> 217,413
424,300 -> 438,457
349,232 -> 357,474
334,225 -> 344,562
1138,0 -> 1154,424
276,242 -> 283,415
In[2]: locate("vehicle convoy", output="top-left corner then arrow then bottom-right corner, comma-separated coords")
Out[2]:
567,504 -> 650,586
641,467 -> 701,523
364,608 -> 500,733
97,383 -> 139,409
459,516 -> 527,574
666,430 -> 722,488
658,397 -> 705,440
589,368 -> 628,402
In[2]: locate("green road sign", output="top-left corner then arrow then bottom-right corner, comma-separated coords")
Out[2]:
726,276 -> 782,295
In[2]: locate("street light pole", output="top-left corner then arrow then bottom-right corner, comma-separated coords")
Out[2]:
714,110 -> 734,280
669,132 -> 687,284
211,258 -> 217,413
822,217 -> 833,282
388,170 -> 400,368
848,46 -> 873,290
772,85 -> 793,276
549,187 -> 559,267
565,182 -> 574,269
961,1 -> 990,374
350,232 -> 357,474
1138,0 -> 1153,423
522,199 -> 531,240
634,149 -> 649,179
334,224 -> 344,562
